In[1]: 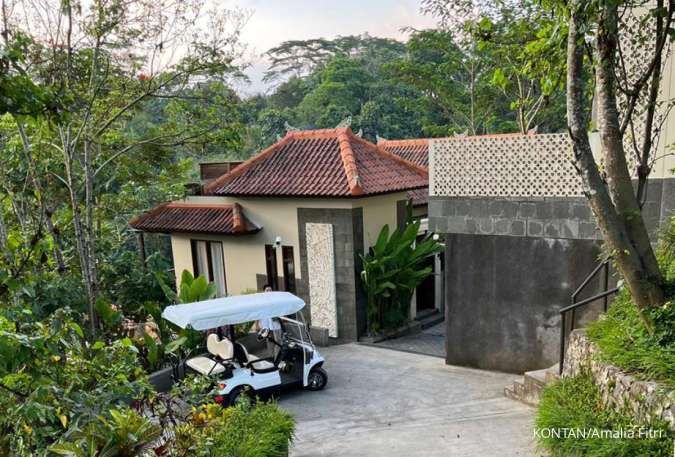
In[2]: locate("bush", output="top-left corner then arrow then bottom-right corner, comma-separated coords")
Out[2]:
172,401 -> 295,457
360,220 -> 442,333
586,216 -> 675,388
535,371 -> 673,457
586,291 -> 675,388
0,308 -> 152,455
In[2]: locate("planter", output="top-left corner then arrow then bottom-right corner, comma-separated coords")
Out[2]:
149,365 -> 184,393
359,320 -> 422,344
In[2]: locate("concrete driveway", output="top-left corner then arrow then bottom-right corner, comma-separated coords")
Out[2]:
279,344 -> 538,457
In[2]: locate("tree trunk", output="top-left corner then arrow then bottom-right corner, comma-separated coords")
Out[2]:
566,0 -> 665,325
61,131 -> 97,338
16,122 -> 66,272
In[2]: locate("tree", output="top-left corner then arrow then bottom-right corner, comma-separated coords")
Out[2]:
418,1 -> 568,134
263,34 -> 405,83
387,29 -> 504,135
2,0 -> 246,336
564,0 -> 672,327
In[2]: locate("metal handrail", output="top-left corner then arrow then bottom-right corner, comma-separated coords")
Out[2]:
559,259 -> 617,374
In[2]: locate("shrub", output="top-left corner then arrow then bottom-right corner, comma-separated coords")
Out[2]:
360,220 -> 442,333
535,371 -> 673,457
587,216 -> 675,388
0,308 -> 152,455
171,401 -> 295,457
587,291 -> 675,388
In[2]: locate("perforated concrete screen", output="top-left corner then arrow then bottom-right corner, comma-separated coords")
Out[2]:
429,134 -> 583,198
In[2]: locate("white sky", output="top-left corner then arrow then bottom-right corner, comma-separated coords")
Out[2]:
226,0 -> 437,95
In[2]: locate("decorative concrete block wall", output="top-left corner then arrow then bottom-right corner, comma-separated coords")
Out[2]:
429,134 -> 581,198
428,130 -> 674,372
564,329 -> 674,431
306,223 -> 338,338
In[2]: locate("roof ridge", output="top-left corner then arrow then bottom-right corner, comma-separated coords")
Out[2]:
203,134 -> 295,195
287,128 -> 341,139
336,128 -> 364,196
349,131 -> 429,178
377,138 -> 429,146
167,202 -> 234,209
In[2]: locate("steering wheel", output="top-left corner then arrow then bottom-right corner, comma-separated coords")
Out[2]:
256,327 -> 270,342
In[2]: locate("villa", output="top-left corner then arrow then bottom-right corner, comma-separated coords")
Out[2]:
131,127 -> 432,343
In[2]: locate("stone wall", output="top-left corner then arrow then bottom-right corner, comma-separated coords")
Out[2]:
430,178 -> 674,372
428,177 -> 674,242
443,232 -> 603,373
297,207 -> 365,343
564,329 -> 674,431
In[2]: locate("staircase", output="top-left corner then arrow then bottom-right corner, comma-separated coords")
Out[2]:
504,364 -> 559,406
414,308 -> 444,330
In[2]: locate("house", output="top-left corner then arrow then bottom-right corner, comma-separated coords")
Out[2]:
130,127 -> 429,343
378,138 -> 430,213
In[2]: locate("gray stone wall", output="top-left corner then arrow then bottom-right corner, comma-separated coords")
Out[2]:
297,207 -> 365,343
429,196 -> 599,240
564,329 -> 674,431
444,233 -> 602,373
431,178 -> 674,373
429,178 -> 674,241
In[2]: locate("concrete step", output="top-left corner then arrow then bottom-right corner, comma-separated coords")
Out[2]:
504,364 -> 559,406
415,309 -> 444,330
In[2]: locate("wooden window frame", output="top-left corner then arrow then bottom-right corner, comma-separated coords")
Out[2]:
282,246 -> 296,293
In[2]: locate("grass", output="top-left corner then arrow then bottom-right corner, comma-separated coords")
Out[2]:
586,217 -> 675,389
586,290 -> 675,389
535,371 -> 673,457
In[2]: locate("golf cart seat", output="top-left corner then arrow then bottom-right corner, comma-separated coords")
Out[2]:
234,342 -> 276,371
186,334 -> 233,376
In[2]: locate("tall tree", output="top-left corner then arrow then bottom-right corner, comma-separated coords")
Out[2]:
2,0 -> 246,336
564,0 -> 673,326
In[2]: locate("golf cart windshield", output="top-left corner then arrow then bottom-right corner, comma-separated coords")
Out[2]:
280,314 -> 312,344
161,292 -> 305,330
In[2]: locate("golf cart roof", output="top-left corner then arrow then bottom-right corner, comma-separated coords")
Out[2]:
161,292 -> 305,330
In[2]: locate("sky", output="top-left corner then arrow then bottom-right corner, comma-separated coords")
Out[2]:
225,0 -> 438,95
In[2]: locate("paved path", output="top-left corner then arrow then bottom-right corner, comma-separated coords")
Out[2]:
278,344 -> 538,457
371,321 -> 446,358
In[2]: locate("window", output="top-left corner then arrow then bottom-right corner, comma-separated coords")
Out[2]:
282,246 -> 296,293
264,244 -> 278,290
191,240 -> 227,297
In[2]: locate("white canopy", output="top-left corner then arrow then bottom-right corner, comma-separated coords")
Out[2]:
161,292 -> 305,330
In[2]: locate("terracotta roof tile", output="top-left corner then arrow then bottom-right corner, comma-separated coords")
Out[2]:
129,202 -> 260,235
204,128 -> 428,198
377,138 -> 430,168
407,187 -> 429,207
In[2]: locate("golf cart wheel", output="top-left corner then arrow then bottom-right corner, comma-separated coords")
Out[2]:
305,367 -> 327,391
228,386 -> 252,407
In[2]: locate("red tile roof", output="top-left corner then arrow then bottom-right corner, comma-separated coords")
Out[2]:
204,128 -> 428,198
407,187 -> 429,207
377,138 -> 430,168
129,202 -> 260,235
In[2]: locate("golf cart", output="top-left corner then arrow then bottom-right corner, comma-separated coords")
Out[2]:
161,291 -> 327,405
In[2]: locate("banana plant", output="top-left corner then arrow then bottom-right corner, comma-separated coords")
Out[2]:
361,220 -> 442,333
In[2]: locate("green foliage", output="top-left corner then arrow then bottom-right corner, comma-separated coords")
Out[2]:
98,252 -> 175,321
587,217 -> 675,388
587,291 -> 675,389
49,408 -> 162,457
360,220 -> 442,333
178,270 -> 217,304
536,371 -> 673,456
0,308 -> 152,455
172,401 -> 295,457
